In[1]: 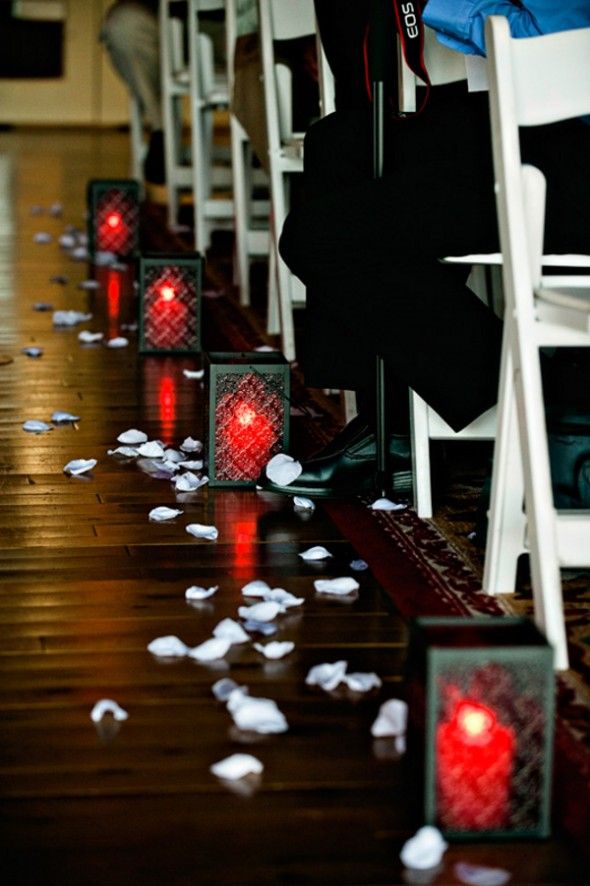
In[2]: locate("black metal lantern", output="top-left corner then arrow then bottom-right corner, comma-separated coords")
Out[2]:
87,179 -> 140,259
205,351 -> 290,487
406,616 -> 555,840
138,252 -> 202,354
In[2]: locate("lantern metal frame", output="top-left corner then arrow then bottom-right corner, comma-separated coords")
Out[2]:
205,351 -> 290,487
86,178 -> 140,260
407,616 -> 555,840
138,252 -> 203,355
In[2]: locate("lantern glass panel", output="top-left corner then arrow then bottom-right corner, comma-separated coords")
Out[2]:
87,179 -> 139,258
139,254 -> 202,354
407,617 -> 555,840
206,352 -> 290,487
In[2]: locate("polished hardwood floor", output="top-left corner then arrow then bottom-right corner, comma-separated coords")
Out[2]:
0,128 -> 588,885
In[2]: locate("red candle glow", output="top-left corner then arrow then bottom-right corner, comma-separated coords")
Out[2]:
145,280 -> 189,350
436,698 -> 515,830
215,374 -> 281,481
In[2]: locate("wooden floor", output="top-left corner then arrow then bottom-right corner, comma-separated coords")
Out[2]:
0,128 -> 588,885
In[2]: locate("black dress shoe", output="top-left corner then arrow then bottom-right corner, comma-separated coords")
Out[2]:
258,427 -> 412,498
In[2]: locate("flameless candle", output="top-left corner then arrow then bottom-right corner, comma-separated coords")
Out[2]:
436,698 -> 515,830
145,282 -> 190,350
215,379 -> 280,481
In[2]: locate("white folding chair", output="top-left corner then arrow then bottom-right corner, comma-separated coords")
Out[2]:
398,33 -> 590,520
257,0 -> 319,361
482,15 -> 590,671
187,0 -> 234,251
128,94 -> 147,185
160,0 -> 192,227
225,0 -> 271,306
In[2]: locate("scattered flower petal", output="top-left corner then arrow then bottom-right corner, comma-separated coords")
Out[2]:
213,618 -> 251,645
371,699 -> 408,739
241,580 -> 271,597
90,699 -> 128,723
265,453 -> 302,486
265,588 -> 304,609
369,497 -> 407,511
53,310 -> 92,326
177,459 -> 203,471
343,672 -> 382,693
78,279 -> 101,290
107,445 -> 138,458
173,471 -> 202,492
293,496 -> 315,512
230,695 -> 288,734
350,559 -> 369,571
188,637 -> 231,662
305,661 -> 348,692
254,641 -> 294,660
33,231 -> 52,243
63,458 -> 97,475
185,585 -> 218,601
454,863 -> 512,886
78,330 -> 104,343
212,677 -> 241,701
49,202 -> 63,216
117,428 -> 147,445
180,436 -> 203,453
314,577 -> 359,596
210,753 -> 263,780
254,345 -> 276,352
94,251 -> 118,267
147,635 -> 190,657
186,523 -> 218,541
58,233 -> 76,248
400,826 -> 448,871
51,411 -> 80,423
148,506 -> 183,522
183,368 -> 204,379
137,440 -> 165,458
70,246 -> 89,261
238,601 -> 281,623
299,545 -> 332,561
21,347 -> 43,358
22,420 -> 52,433
105,336 -> 129,348
242,619 -> 277,636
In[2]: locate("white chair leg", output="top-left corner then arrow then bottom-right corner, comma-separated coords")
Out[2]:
410,391 -> 433,518
483,345 -> 525,595
517,345 -> 569,671
266,246 -> 280,336
128,96 -> 145,183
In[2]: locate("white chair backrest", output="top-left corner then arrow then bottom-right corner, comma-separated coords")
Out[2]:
486,17 -> 590,294
267,0 -> 315,41
258,0 -> 317,148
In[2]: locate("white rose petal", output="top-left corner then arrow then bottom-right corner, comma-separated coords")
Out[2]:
213,618 -> 251,645
299,545 -> 333,561
400,826 -> 448,871
185,584 -> 218,601
148,506 -> 183,522
117,428 -> 147,444
90,699 -> 128,723
314,577 -> 360,596
63,458 -> 97,475
238,601 -> 282,623
210,753 -> 263,781
186,523 -> 218,541
148,635 -> 190,658
265,453 -> 302,486
188,637 -> 231,662
254,641 -> 294,660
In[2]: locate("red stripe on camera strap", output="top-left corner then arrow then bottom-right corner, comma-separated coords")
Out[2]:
364,0 -> 431,114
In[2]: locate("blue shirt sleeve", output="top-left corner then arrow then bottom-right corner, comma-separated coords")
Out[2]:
423,0 -> 590,57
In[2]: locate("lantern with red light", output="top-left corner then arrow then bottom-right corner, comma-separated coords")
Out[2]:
139,252 -> 202,354
406,616 -> 555,839
205,351 -> 290,487
87,179 -> 140,259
